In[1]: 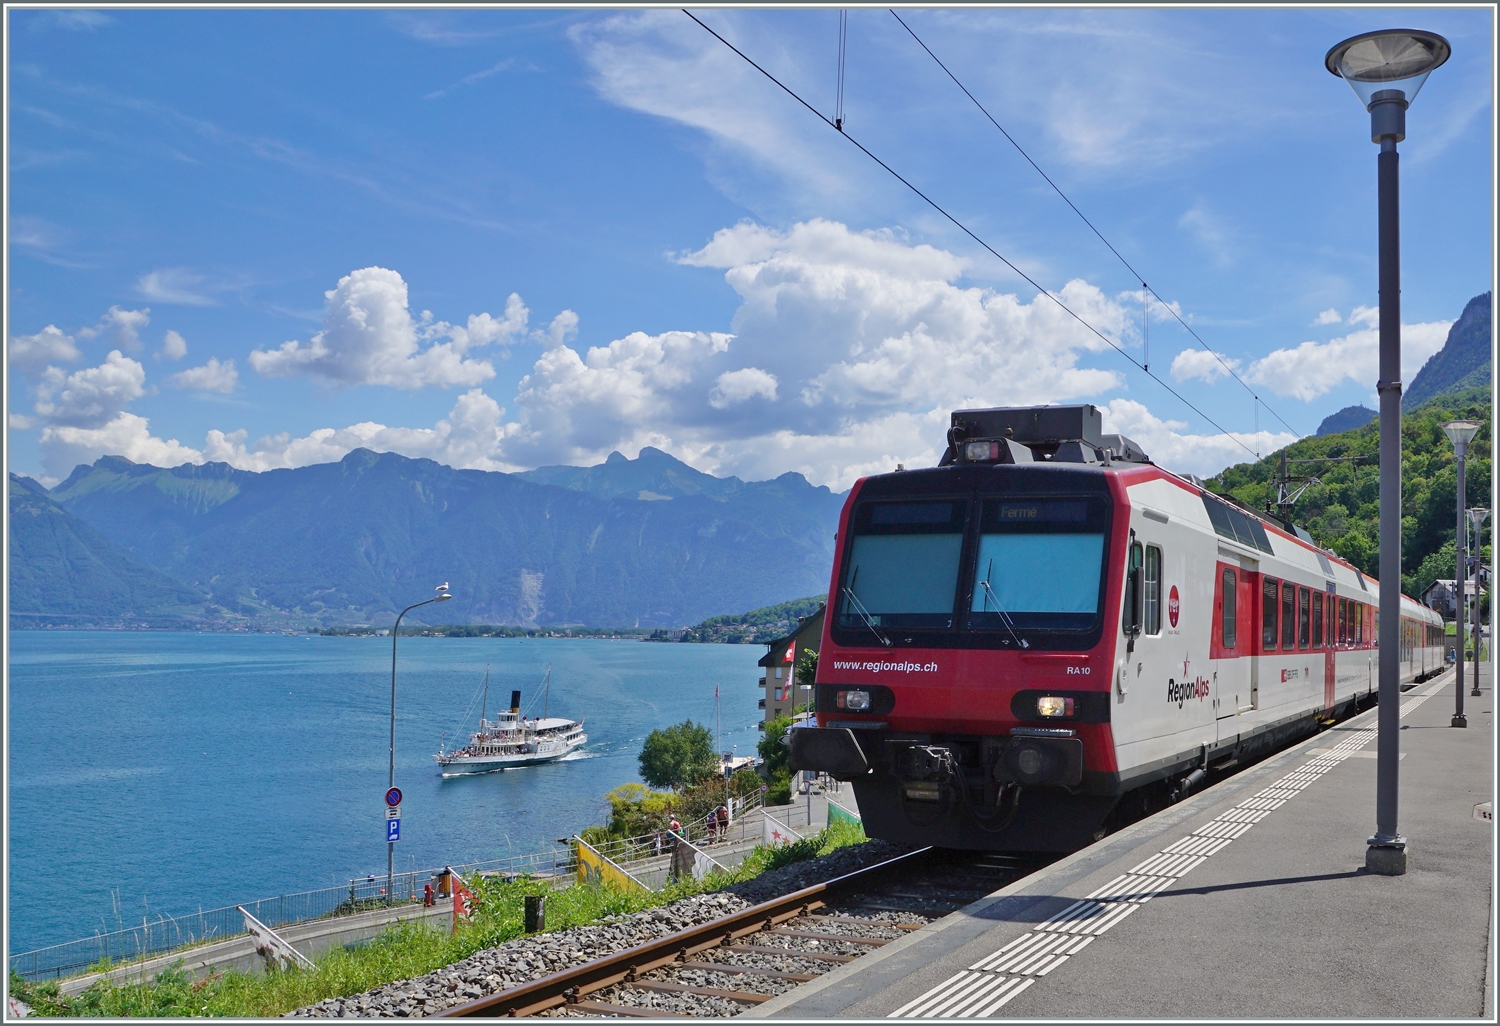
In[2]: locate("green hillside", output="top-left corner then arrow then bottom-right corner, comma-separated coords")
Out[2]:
1207,386 -> 1491,600
1404,292 -> 1491,408
680,594 -> 827,644
8,473 -> 212,626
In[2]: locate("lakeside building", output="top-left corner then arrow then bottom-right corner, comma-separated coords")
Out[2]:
756,605 -> 824,729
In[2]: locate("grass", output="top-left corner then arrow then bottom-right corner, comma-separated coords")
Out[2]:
10,818 -> 867,1018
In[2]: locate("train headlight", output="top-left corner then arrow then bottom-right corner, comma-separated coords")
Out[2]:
1036,695 -> 1075,718
836,689 -> 872,711
965,441 -> 1000,462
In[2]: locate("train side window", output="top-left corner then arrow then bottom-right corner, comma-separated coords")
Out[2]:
1221,567 -> 1237,649
1143,545 -> 1162,635
1262,577 -> 1279,647
1338,598 -> 1346,644
1355,603 -> 1363,645
1281,582 -> 1296,650
1298,587 -> 1311,649
1122,540 -> 1143,637
1313,592 -> 1324,648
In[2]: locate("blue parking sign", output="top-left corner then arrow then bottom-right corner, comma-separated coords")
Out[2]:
387,818 -> 400,842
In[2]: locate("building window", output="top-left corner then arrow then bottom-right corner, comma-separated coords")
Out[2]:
1221,568 -> 1237,649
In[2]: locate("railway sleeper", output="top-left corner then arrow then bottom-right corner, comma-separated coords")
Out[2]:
625,980 -> 772,1004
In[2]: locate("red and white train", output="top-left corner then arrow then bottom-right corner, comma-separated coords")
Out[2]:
790,404 -> 1445,852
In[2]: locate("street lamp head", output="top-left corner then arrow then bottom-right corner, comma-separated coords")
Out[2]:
435,592 -> 452,603
1325,29 -> 1451,109
1441,419 -> 1482,450
1468,507 -> 1489,530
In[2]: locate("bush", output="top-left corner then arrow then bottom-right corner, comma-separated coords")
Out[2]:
758,715 -> 795,805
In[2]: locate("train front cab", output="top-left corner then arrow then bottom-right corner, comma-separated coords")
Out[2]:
790,463 -> 1129,852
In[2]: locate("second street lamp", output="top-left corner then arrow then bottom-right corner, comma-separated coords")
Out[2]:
1442,420 -> 1480,726
386,582 -> 452,904
1469,508 -> 1489,697
1326,27 -> 1450,876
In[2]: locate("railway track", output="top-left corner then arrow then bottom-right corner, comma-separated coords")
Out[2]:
434,847 -> 1049,1018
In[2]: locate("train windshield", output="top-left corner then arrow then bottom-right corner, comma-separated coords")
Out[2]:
839,500 -> 966,630
968,498 -> 1106,633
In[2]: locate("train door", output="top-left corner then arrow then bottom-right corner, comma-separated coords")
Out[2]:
1212,561 -> 1254,725
1323,585 -> 1336,713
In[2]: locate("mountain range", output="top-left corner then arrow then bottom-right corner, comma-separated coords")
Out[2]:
11,448 -> 845,629
9,293 -> 1488,631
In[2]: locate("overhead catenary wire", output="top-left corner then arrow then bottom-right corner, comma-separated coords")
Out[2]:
683,9 -> 1263,463
887,9 -> 1303,441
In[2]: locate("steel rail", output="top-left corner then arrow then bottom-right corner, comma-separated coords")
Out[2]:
434,846 -> 936,1018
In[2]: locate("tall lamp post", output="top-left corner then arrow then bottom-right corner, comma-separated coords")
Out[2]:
387,583 -> 452,903
1469,508 -> 1489,696
1442,421 -> 1480,724
1326,28 -> 1450,876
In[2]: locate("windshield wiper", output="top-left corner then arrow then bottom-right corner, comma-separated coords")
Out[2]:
841,568 -> 892,647
978,559 -> 1028,649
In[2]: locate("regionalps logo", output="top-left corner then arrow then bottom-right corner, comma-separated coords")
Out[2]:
1168,676 -> 1211,708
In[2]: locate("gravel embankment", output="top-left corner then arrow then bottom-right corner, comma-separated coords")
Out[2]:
288,839 -> 913,1018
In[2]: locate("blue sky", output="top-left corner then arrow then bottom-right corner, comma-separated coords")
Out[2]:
6,7 -> 1493,487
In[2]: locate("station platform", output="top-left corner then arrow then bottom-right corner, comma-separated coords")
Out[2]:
752,665 -> 1493,1019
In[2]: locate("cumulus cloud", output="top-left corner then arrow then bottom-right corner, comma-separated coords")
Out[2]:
9,324 -> 82,374
1247,319 -> 1452,401
1347,305 -> 1380,328
33,350 -> 146,428
16,220 -> 1284,490
247,267 -> 532,389
201,389 -> 518,473
37,413 -> 201,480
136,268 -> 216,306
1170,348 -> 1240,384
1100,399 -> 1297,479
77,305 -> 151,351
170,357 -> 238,393
158,329 -> 188,360
709,367 -> 777,408
1314,308 -> 1342,326
488,219 -> 1131,476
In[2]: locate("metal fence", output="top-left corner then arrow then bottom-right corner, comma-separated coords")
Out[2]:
9,845 -> 577,983
585,790 -> 767,866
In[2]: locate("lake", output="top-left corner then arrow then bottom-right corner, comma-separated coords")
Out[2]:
6,631 -> 765,953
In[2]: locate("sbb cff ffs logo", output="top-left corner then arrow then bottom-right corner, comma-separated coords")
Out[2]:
1167,676 -> 1210,708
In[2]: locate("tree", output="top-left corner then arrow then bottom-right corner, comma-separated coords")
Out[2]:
758,714 -> 795,804
638,720 -> 718,789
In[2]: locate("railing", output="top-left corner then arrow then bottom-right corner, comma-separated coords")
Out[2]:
583,790 -> 766,866
9,845 -> 576,983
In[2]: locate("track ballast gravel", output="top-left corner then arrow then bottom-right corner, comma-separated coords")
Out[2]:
287,839 -> 913,1018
